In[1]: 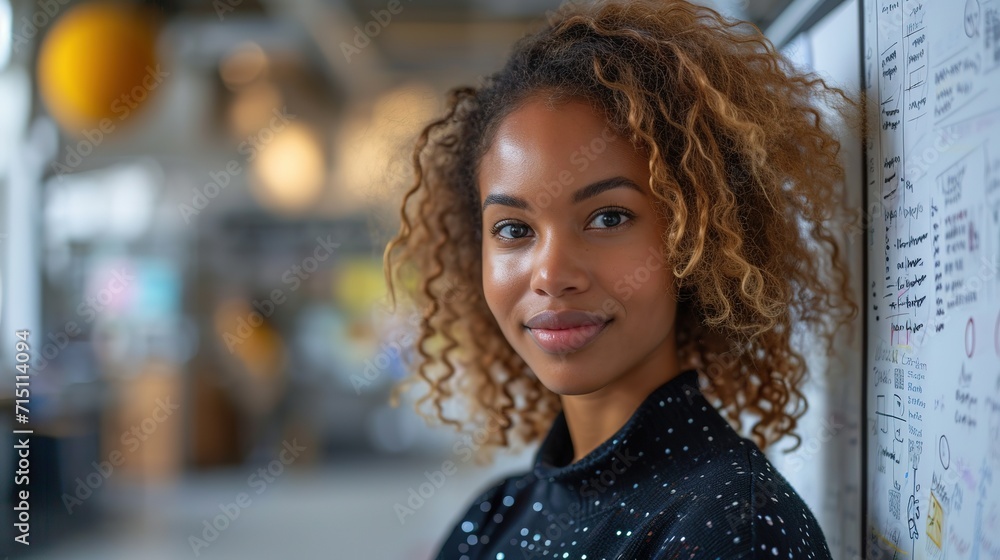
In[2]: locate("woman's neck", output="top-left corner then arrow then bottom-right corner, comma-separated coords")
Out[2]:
560,349 -> 682,464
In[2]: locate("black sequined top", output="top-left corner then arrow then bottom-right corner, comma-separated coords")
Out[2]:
432,368 -> 833,559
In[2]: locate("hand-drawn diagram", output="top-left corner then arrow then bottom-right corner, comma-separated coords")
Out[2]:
865,0 -> 1000,558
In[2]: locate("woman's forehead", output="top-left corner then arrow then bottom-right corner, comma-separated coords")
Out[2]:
490,97 -> 614,149
478,98 -> 645,190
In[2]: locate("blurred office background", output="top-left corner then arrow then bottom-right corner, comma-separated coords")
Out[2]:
0,0 -> 863,558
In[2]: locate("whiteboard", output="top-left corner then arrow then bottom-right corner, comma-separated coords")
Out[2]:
863,0 -> 1000,558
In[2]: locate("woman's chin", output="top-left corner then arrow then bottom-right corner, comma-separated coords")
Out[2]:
533,370 -> 609,397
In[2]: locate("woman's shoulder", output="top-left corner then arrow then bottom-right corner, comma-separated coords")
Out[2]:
663,437 -> 832,559
635,437 -> 831,559
739,440 -> 832,558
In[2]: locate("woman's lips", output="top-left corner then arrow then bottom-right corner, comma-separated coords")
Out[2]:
526,320 -> 611,354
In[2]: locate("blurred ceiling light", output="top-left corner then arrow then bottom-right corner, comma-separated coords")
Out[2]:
36,1 -> 161,135
250,123 -> 325,214
335,82 -> 439,211
219,41 -> 268,90
227,81 -> 283,139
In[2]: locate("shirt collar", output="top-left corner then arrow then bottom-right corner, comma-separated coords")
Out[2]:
531,367 -> 735,485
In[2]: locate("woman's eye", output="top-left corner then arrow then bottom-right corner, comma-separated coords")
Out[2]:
496,223 -> 531,239
588,210 -> 633,229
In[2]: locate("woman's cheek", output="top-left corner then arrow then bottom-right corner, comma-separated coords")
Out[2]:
483,253 -> 524,316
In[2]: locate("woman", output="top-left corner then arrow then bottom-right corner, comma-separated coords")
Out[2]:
382,0 -> 858,557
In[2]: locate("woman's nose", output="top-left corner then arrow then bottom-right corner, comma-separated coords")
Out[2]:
529,232 -> 590,298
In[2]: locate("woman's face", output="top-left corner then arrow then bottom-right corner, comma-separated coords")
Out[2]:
478,95 -> 679,396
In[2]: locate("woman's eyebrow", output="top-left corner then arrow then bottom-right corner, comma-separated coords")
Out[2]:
481,176 -> 642,213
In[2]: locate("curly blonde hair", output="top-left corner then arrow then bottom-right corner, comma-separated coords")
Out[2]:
381,0 -> 859,462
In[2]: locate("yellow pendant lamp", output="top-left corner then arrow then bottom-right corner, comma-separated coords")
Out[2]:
36,1 -> 162,137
